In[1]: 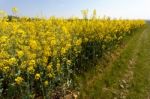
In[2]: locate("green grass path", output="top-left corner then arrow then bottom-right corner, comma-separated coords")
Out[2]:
79,22 -> 150,99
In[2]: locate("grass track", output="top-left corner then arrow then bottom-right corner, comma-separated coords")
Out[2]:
79,22 -> 150,99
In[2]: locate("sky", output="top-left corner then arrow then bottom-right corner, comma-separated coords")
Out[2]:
0,0 -> 149,19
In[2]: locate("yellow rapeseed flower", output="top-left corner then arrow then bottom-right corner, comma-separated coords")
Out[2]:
61,48 -> 66,55
2,66 -> 10,73
17,51 -> 24,58
47,63 -> 52,72
56,62 -> 61,72
44,80 -> 49,86
0,36 -> 8,43
8,58 -> 17,65
29,40 -> 38,50
75,39 -> 82,46
35,73 -> 40,80
50,39 -> 56,46
29,60 -> 36,67
27,66 -> 35,74
66,60 -> 72,65
15,76 -> 23,85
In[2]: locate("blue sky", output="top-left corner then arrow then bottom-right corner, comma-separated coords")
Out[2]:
0,0 -> 149,19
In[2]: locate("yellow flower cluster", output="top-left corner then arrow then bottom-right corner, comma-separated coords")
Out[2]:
0,11 -> 145,97
35,73 -> 40,80
15,76 -> 24,85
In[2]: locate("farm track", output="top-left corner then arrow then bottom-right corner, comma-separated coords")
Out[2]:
79,22 -> 150,99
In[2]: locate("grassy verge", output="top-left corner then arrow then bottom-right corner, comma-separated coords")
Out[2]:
126,22 -> 150,99
78,25 -> 147,99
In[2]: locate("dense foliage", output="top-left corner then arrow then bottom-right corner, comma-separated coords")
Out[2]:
0,10 -> 145,98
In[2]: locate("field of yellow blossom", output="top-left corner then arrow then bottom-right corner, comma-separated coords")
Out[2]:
0,10 -> 145,98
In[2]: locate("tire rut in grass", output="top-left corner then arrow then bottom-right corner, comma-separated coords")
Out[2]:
115,28 -> 148,99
